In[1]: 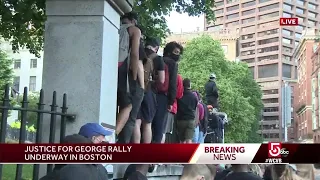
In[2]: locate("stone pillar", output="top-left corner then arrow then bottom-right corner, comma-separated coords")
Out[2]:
40,0 -> 132,177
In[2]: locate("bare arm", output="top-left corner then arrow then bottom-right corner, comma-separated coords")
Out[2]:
137,60 -> 144,89
128,27 -> 141,81
158,70 -> 165,83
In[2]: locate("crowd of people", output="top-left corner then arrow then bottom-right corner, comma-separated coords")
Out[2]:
122,164 -> 316,180
116,11 -> 225,145
39,10 -> 318,180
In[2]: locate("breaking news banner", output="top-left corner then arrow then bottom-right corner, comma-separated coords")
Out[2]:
0,143 -> 318,164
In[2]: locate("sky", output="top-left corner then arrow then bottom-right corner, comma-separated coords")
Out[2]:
165,12 -> 204,33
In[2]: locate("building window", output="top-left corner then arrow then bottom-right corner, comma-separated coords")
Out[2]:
258,37 -> 279,45
226,0 -> 239,4
215,9 -> 224,14
263,89 -> 279,95
258,46 -> 279,53
241,34 -> 254,40
296,25 -> 305,31
227,13 -> 239,19
226,21 -> 239,27
258,55 -> 278,61
308,20 -> 317,26
295,41 -> 299,47
258,29 -> 279,37
221,45 -> 228,53
241,42 -> 254,48
259,3 -> 279,12
296,0 -> 304,6
30,59 -> 37,68
259,0 -> 272,3
283,12 -> 292,18
308,3 -> 317,10
243,58 -> 255,63
259,12 -> 279,19
29,76 -> 37,92
282,29 -> 292,36
283,4 -> 292,11
263,98 -> 279,103
308,12 -> 317,18
258,64 -> 279,78
227,5 -> 239,11
215,1 -> 224,7
242,17 -> 255,24
264,107 -> 279,112
295,33 -> 302,39
282,38 -> 292,44
297,16 -> 304,23
14,59 -> 21,69
13,76 -> 20,92
242,9 -> 255,16
242,1 -> 256,7
296,8 -> 304,14
283,47 -> 292,53
282,64 -> 292,78
283,55 -> 291,61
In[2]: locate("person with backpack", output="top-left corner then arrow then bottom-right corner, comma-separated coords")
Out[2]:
152,41 -> 183,143
132,37 -> 163,144
205,73 -> 219,110
117,12 -> 145,143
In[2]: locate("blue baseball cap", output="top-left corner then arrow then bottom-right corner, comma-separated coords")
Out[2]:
78,123 -> 113,138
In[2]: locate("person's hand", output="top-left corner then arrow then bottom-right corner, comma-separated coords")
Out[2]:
167,105 -> 173,111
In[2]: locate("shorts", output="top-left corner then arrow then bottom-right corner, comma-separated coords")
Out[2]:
137,90 -> 157,123
176,120 -> 195,142
117,89 -> 131,110
164,112 -> 175,134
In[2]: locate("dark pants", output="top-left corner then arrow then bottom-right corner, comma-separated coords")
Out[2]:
117,81 -> 144,143
206,96 -> 219,110
152,94 -> 168,143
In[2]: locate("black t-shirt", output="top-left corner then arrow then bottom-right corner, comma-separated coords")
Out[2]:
127,171 -> 148,180
225,172 -> 262,180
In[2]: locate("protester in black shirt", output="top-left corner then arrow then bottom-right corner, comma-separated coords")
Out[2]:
176,78 -> 198,143
133,37 -> 164,144
205,73 -> 219,109
152,41 -> 182,143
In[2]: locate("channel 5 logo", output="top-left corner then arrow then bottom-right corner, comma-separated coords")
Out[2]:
268,142 -> 289,158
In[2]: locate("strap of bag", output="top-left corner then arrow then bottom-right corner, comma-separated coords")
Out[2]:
126,48 -> 131,93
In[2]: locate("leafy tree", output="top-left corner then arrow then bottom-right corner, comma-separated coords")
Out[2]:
12,92 -> 40,128
179,35 -> 263,143
0,48 -> 13,100
0,0 -> 215,57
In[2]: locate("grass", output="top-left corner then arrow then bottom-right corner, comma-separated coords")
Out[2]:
2,164 -> 33,180
2,139 -> 33,180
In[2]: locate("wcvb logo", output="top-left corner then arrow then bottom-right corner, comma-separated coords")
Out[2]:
268,142 -> 289,158
279,18 -> 298,26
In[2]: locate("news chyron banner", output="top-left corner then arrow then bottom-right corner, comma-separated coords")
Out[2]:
0,143 -> 316,164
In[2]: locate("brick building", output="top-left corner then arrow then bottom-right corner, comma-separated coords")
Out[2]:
293,29 -> 319,141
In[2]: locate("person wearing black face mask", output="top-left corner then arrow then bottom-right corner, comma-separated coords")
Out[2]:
151,41 -> 183,143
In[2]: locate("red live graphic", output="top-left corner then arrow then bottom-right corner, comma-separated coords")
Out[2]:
279,18 -> 298,26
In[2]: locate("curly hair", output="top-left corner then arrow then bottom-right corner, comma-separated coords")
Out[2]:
163,41 -> 183,56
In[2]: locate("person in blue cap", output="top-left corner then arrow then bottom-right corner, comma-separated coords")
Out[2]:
78,123 -> 113,144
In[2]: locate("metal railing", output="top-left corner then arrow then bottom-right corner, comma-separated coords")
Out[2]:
0,84 -> 76,180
